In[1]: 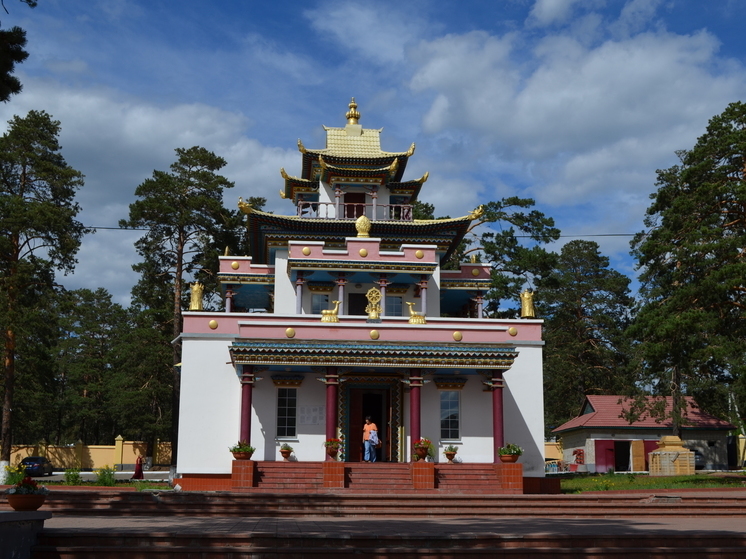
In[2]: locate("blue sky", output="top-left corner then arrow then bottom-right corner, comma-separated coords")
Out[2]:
2,0 -> 745,305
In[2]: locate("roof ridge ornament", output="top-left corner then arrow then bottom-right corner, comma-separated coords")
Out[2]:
346,97 -> 360,124
297,139 -> 307,154
238,197 -> 254,214
388,157 -> 399,178
356,215 -> 371,238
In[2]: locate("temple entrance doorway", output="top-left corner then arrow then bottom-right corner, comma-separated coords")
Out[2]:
341,376 -> 402,462
349,388 -> 389,462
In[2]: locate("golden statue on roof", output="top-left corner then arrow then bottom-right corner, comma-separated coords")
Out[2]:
468,205 -> 485,220
346,97 -> 360,124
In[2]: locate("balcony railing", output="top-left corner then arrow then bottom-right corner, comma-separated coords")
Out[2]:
297,202 -> 413,221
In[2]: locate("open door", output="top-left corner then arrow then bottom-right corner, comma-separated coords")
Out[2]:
349,388 -> 390,462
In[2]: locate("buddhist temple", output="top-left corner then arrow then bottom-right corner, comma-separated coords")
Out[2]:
176,99 -> 546,492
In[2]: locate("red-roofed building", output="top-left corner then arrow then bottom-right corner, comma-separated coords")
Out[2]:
553,396 -> 735,472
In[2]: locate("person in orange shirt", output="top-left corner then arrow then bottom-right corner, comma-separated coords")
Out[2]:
362,416 -> 378,462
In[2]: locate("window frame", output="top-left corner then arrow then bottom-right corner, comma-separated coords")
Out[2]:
439,390 -> 460,441
276,387 -> 298,439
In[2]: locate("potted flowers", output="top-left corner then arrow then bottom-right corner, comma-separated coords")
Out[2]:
323,438 -> 343,460
413,437 -> 433,461
279,443 -> 294,461
229,441 -> 255,460
442,444 -> 458,464
5,476 -> 50,511
498,443 -> 523,463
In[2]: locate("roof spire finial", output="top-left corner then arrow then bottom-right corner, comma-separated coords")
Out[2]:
346,97 -> 360,125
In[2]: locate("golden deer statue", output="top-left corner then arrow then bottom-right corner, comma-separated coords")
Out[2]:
321,300 -> 340,323
405,301 -> 427,325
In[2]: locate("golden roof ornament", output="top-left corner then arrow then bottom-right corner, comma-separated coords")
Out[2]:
346,97 -> 360,124
189,282 -> 204,311
297,139 -> 307,154
238,197 -> 253,214
356,215 -> 371,238
520,289 -> 536,318
388,157 -> 399,178
468,205 -> 485,220
365,288 -> 382,320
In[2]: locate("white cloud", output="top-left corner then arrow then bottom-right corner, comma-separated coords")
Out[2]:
527,0 -> 583,27
304,2 -> 427,64
611,0 -> 663,38
0,76 -> 299,300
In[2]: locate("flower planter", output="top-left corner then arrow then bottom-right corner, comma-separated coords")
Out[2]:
414,447 -> 429,461
444,451 -> 457,464
326,447 -> 339,460
7,494 -> 46,511
279,449 -> 292,461
232,451 -> 254,460
499,454 -> 519,463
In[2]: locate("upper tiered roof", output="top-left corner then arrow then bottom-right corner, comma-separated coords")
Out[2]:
281,98 -> 426,203
240,99 -> 483,265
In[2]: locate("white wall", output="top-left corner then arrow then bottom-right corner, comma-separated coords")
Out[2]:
273,249 -> 294,314
251,374 -> 328,462
504,344 -> 545,476
177,337 -> 240,474
400,346 -> 545,476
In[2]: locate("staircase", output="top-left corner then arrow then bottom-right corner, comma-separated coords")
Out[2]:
346,462 -> 413,492
7,490 -> 746,558
253,462 -> 324,491
31,524 -> 746,558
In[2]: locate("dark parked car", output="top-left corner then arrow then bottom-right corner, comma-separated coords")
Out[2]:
20,456 -> 54,477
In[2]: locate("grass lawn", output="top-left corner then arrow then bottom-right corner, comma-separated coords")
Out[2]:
40,480 -> 172,491
560,472 -> 746,493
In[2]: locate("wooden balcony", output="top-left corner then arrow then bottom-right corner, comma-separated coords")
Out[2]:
297,201 -> 413,221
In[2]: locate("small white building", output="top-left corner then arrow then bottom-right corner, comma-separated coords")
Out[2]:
554,395 -> 735,472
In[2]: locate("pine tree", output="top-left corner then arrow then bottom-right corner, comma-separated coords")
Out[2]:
120,146 -> 234,463
537,240 -> 633,432
0,110 -> 87,470
630,101 -> 746,435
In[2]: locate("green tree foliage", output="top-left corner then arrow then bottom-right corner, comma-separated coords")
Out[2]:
537,240 -> 633,432
120,146 -> 234,461
470,197 -> 560,315
0,110 -> 87,462
412,200 -> 435,220
1,261 -> 58,444
54,288 -> 125,445
0,1 -> 37,102
107,305 -> 172,446
0,26 -> 27,101
630,101 -> 746,435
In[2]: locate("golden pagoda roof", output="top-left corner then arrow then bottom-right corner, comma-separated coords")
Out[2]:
299,98 -> 414,160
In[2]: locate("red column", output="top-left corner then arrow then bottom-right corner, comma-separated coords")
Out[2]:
240,365 -> 254,444
409,369 -> 423,458
324,367 -> 339,460
491,370 -> 505,464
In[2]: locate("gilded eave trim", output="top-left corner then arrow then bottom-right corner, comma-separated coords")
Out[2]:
229,340 -> 518,369
287,259 -> 437,274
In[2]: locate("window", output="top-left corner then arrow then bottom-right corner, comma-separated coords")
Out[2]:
386,296 -> 402,316
440,391 -> 460,440
348,293 -> 367,315
312,293 -> 329,314
277,388 -> 297,438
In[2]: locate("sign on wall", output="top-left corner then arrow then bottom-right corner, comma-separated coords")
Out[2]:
299,406 -> 325,425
